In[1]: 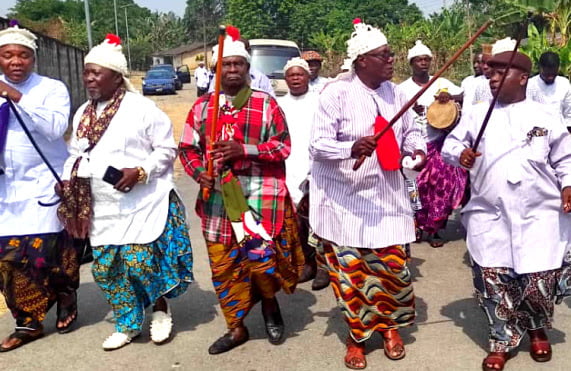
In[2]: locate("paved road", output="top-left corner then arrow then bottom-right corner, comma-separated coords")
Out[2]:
1,84 -> 570,370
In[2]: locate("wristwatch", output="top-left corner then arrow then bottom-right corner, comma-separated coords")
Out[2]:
136,166 -> 147,183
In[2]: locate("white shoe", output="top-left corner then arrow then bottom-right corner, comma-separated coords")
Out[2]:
102,331 -> 140,351
150,305 -> 173,344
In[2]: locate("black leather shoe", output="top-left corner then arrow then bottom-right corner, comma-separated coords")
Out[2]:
208,328 -> 249,355
262,299 -> 285,345
311,268 -> 330,291
298,262 -> 317,283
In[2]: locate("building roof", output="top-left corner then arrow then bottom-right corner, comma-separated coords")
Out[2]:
154,41 -> 216,57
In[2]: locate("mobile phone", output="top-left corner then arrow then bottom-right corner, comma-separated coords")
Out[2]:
102,166 -> 123,185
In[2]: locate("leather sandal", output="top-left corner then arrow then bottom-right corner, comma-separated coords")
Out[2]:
529,328 -> 552,362
208,327 -> 249,355
344,336 -> 366,370
382,329 -> 405,360
482,351 -> 509,371
56,291 -> 78,334
311,268 -> 330,291
0,329 -> 44,352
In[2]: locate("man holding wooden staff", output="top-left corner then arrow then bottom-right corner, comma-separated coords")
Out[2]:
442,38 -> 571,371
179,27 -> 304,355
309,19 -> 426,369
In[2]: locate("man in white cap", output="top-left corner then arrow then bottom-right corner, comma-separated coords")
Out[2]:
442,39 -> 571,371
0,21 -> 80,352
180,27 -> 303,355
277,57 -> 329,289
58,34 -> 193,350
309,19 -> 426,369
194,61 -> 210,97
398,40 -> 466,248
208,37 -> 275,97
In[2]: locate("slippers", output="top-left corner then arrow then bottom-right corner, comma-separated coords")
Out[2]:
0,330 -> 44,352
344,336 -> 366,369
102,331 -> 140,351
482,351 -> 510,371
382,329 -> 406,360
150,304 -> 173,344
56,291 -> 78,334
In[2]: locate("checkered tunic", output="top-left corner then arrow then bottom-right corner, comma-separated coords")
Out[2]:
179,90 -> 291,245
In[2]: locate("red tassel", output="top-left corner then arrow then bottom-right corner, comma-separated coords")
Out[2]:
353,18 -> 362,25
374,116 -> 401,171
105,34 -> 121,46
226,25 -> 241,41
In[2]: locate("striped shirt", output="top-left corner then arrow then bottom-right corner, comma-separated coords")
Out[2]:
179,90 -> 290,245
309,73 -> 426,248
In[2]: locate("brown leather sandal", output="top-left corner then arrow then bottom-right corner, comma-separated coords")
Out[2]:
0,329 -> 44,352
344,336 -> 366,369
529,328 -> 552,362
382,329 -> 406,360
482,351 -> 510,371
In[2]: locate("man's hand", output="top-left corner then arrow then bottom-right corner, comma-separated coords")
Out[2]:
435,91 -> 452,104
562,187 -> 571,213
0,81 -> 23,103
197,172 -> 215,190
351,136 -> 377,158
459,148 -> 481,169
212,141 -> 244,163
115,168 -> 139,193
54,180 -> 70,197
411,150 -> 427,171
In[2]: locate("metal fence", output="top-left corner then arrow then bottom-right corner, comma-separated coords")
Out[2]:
0,17 -> 87,112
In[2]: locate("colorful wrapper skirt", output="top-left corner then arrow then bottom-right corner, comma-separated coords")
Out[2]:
206,202 -> 304,329
472,261 -> 571,352
92,191 -> 193,333
319,240 -> 415,342
415,137 -> 468,234
0,232 -> 80,330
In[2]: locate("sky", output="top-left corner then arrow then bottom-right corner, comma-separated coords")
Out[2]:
0,0 -> 445,19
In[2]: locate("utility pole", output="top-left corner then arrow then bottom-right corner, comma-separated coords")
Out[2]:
84,0 -> 93,49
113,0 -> 119,35
466,0 -> 474,72
202,0 -> 208,66
121,5 -> 133,72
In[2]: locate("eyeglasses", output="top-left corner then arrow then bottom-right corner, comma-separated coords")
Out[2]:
365,51 -> 395,62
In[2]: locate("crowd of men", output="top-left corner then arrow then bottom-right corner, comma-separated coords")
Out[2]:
1,18 -> 571,371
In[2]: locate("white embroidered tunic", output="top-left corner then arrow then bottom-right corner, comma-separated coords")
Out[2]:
0,73 -> 70,236
63,92 -> 177,246
442,99 -> 571,273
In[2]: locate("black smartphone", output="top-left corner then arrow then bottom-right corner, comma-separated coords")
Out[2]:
103,166 -> 123,185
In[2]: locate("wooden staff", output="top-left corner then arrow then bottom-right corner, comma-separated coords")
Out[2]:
472,19 -> 528,152
202,25 -> 226,201
353,20 -> 493,171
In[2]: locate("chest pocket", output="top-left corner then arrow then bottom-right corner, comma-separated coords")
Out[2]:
527,136 -> 550,164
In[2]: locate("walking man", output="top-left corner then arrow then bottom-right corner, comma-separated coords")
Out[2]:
310,19 -> 426,369
0,22 -> 80,352
180,31 -> 304,355
442,41 -> 571,371
194,61 -> 210,97
58,34 -> 193,350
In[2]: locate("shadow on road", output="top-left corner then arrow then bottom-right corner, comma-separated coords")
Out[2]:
241,288 -> 318,343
